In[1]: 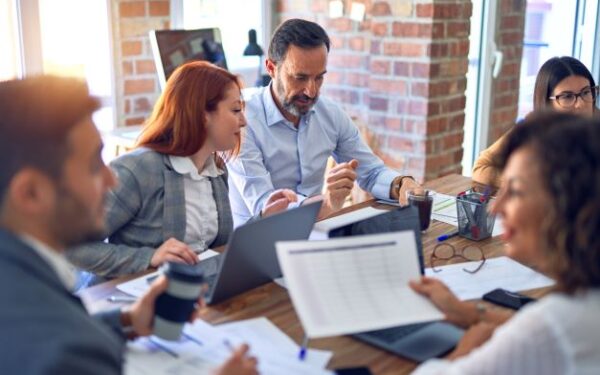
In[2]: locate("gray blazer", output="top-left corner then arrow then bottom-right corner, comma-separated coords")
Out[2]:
0,229 -> 124,374
67,148 -> 233,278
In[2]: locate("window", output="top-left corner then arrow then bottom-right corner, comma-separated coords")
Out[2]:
3,0 -> 115,131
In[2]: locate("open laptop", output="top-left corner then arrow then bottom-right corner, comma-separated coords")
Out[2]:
330,205 -> 464,363
196,200 -> 322,305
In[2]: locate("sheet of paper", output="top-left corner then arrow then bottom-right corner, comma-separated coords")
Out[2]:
117,250 -> 219,298
125,318 -> 333,375
277,232 -> 443,338
431,192 -> 459,226
425,256 -> 554,300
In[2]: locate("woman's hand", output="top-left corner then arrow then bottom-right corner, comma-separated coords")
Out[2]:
261,189 -> 298,217
409,276 -> 477,328
150,237 -> 198,268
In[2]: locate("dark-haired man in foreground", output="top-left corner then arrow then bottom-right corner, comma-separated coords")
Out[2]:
0,76 -> 256,375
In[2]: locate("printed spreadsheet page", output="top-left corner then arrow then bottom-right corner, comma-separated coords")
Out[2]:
276,232 -> 443,338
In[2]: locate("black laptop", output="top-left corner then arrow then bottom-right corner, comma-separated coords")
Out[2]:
196,200 -> 322,305
330,205 -> 464,363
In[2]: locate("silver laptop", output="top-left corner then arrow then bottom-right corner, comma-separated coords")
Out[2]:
197,200 -> 322,305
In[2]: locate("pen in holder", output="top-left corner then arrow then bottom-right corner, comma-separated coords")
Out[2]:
456,191 -> 495,241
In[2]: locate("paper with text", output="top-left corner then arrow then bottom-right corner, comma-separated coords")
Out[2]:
277,232 -> 443,338
425,256 -> 554,300
117,250 -> 219,298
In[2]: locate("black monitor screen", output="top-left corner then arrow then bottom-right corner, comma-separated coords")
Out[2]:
149,28 -> 228,88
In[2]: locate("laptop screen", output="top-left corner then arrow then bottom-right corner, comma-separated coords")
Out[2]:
149,28 -> 228,89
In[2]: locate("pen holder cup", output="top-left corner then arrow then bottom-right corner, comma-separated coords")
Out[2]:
456,193 -> 496,241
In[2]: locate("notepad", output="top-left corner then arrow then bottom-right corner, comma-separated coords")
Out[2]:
277,232 -> 443,338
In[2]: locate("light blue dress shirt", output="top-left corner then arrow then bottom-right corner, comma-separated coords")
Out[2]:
227,85 -> 398,226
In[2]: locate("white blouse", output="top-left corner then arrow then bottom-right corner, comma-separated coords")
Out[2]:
413,289 -> 600,375
169,155 -> 223,252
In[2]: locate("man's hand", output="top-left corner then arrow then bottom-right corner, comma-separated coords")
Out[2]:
150,238 -> 198,268
395,177 -> 423,206
321,159 -> 358,217
261,189 -> 298,217
213,344 -> 258,375
124,276 -> 204,337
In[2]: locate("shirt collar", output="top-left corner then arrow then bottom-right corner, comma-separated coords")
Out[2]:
19,234 -> 77,291
169,155 -> 224,180
263,84 -> 316,127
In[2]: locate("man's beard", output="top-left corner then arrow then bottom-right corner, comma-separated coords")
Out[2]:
48,184 -> 107,248
274,75 -> 319,118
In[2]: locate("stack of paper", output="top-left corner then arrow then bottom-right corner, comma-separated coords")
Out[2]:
125,317 -> 333,375
425,256 -> 554,300
277,232 -> 443,338
116,250 -> 220,298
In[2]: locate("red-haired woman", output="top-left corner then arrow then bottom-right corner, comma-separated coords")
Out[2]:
68,61 -> 296,283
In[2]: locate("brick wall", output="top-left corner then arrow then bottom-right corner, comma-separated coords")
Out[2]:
487,0 -> 526,142
112,0 -> 170,127
276,0 -> 472,182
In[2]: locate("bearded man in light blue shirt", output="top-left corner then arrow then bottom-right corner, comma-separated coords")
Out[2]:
227,18 -> 421,226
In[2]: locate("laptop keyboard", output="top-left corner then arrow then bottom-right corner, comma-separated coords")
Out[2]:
360,322 -> 431,344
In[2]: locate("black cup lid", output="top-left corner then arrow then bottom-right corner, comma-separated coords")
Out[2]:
162,262 -> 204,283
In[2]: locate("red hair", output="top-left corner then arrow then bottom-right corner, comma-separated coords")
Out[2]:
136,61 -> 242,162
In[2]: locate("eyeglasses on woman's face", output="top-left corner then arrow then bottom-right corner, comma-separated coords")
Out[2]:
549,86 -> 598,108
430,243 -> 486,274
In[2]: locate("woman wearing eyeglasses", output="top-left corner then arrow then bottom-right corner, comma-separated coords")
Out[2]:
411,112 -> 600,374
472,56 -> 598,188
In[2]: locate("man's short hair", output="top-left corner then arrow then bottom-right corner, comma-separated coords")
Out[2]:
267,18 -> 331,63
0,76 -> 99,203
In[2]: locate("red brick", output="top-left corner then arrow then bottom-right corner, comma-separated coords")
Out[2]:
394,62 -> 410,76
369,97 -> 388,111
411,82 -> 428,97
500,15 -> 522,29
432,22 -> 445,38
310,0 -> 328,12
384,117 -> 402,131
383,42 -> 425,57
122,61 -> 133,76
349,37 -> 365,51
447,22 -> 469,38
371,22 -> 388,36
388,136 -> 414,152
149,1 -> 169,17
501,31 -> 524,45
347,72 -> 368,87
416,4 -> 433,17
372,1 -> 392,16
427,117 -> 449,133
412,62 -> 431,78
124,99 -> 131,114
392,22 -> 433,38
325,71 -> 344,85
134,97 -> 152,113
408,100 -> 427,116
370,60 -> 391,75
119,1 -> 145,17
124,79 -> 155,95
135,59 -> 156,74
369,79 -> 406,95
330,35 -> 345,49
370,40 -> 382,54
122,41 -> 142,56
329,54 -> 366,69
327,18 -> 353,32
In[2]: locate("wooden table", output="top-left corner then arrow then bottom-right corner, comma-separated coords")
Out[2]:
79,174 -> 546,374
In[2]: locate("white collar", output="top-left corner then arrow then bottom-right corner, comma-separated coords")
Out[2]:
169,155 -> 224,181
19,234 -> 77,291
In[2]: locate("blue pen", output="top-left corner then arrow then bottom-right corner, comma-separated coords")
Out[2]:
437,230 -> 459,242
298,335 -> 309,361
